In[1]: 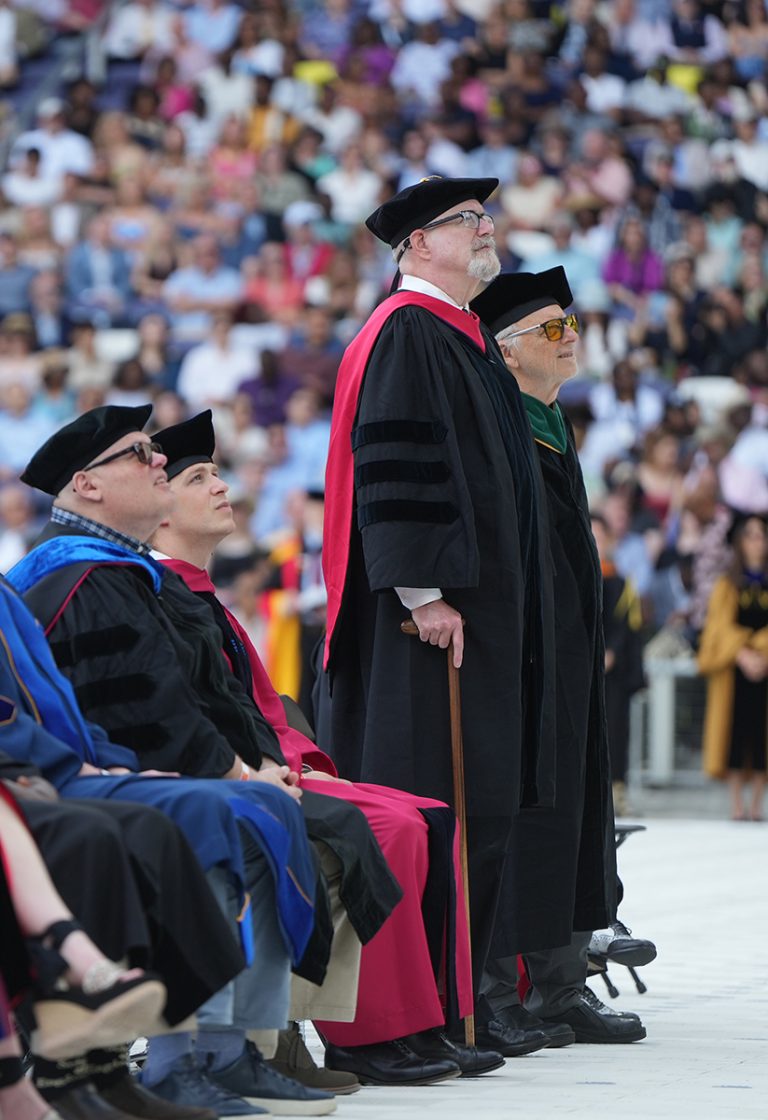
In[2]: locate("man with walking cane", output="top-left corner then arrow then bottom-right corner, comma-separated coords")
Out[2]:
320,176 -> 556,1057
151,409 -> 504,1086
471,268 -> 647,1044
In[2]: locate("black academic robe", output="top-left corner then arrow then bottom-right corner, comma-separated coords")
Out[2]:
492,418 -> 617,955
603,572 -> 645,785
24,523 -> 400,954
322,299 -> 557,983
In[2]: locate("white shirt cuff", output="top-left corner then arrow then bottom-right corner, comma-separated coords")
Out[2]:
395,587 -> 443,610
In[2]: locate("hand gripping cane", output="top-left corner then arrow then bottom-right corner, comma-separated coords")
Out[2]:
400,618 -> 475,1046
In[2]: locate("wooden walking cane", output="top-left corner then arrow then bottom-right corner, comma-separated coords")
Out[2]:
400,618 -> 475,1046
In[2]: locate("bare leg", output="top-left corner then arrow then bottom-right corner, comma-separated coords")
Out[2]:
0,799 -> 140,987
727,772 -> 746,820
0,1034 -> 60,1120
749,773 -> 766,820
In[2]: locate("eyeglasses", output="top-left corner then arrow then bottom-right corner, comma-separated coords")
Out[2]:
503,313 -> 579,343
83,440 -> 162,472
396,210 -> 495,263
422,210 -> 495,234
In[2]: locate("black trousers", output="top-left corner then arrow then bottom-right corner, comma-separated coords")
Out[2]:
23,798 -> 244,1025
481,933 -> 591,1017
466,814 -> 512,1006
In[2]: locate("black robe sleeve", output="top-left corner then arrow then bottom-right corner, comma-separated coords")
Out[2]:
352,307 -> 480,592
38,565 -> 240,778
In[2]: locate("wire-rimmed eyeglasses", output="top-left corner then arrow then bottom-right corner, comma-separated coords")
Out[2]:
502,313 -> 579,343
422,209 -> 496,234
83,441 -> 163,472
396,210 -> 496,263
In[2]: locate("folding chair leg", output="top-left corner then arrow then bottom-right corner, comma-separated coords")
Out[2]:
600,970 -> 620,999
628,966 -> 647,994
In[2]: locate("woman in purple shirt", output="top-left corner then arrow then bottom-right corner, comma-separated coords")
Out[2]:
603,216 -> 665,318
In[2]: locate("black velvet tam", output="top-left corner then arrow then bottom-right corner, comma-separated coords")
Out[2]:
20,404 -> 153,496
365,175 -> 499,248
155,410 -> 215,480
471,267 -> 574,335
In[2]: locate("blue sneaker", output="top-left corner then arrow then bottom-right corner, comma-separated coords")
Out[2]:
143,1053 -> 271,1118
206,1042 -> 336,1116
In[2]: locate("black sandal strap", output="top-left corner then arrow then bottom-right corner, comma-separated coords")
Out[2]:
31,920 -> 82,953
0,1056 -> 24,1089
27,919 -> 83,992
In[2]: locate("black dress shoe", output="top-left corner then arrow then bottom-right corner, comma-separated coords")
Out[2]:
473,1016 -> 550,1057
588,920 -> 657,968
495,1004 -> 576,1048
401,1029 -> 505,1076
324,1039 -> 461,1086
41,1082 -> 145,1120
540,988 -> 646,1044
100,1074 -> 216,1120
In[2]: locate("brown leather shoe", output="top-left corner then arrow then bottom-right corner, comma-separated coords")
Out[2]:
270,1024 -> 360,1095
41,1083 -> 145,1120
100,1073 -> 217,1120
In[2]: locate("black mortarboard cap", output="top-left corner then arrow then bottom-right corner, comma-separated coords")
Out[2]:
20,403 -> 153,496
471,267 -> 574,334
155,410 -> 215,480
365,175 -> 499,248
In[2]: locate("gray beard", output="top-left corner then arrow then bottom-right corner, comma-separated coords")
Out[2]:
467,239 -> 501,284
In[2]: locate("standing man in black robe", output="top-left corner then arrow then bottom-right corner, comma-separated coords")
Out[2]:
470,268 -> 646,1044
321,177 -> 557,1055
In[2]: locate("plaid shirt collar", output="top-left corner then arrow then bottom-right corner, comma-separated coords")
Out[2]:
50,507 -> 151,556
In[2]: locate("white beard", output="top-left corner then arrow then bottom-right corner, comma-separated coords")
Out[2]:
467,236 -> 501,284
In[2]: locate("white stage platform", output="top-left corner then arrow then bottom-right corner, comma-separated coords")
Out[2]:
307,818 -> 768,1120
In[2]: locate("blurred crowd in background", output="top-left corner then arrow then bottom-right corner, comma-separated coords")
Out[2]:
0,0 -> 767,704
